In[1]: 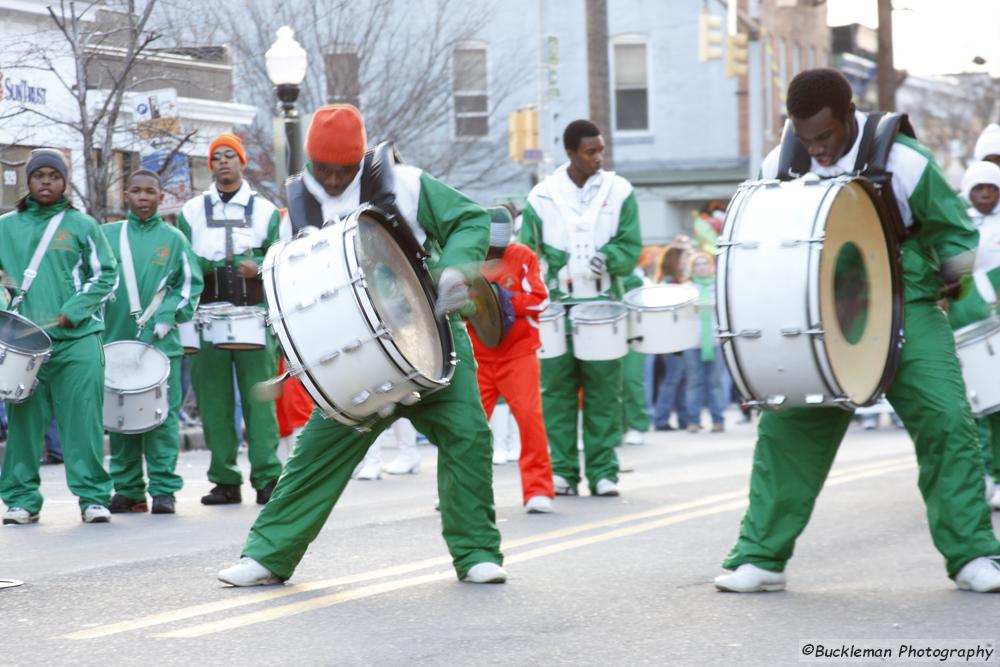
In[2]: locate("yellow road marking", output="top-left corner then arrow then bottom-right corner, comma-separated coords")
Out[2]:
62,455 -> 915,640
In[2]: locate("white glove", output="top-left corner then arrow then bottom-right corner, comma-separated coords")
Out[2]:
589,251 -> 608,277
434,267 -> 469,317
154,322 -> 173,339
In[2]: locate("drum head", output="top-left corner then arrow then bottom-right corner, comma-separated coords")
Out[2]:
467,277 -> 504,348
570,301 -> 627,324
623,284 -> 698,310
104,342 -> 170,391
819,180 -> 895,404
0,311 -> 50,354
540,302 -> 565,321
355,213 -> 443,379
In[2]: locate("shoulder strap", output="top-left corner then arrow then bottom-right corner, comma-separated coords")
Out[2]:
244,193 -> 255,224
776,120 -> 810,181
866,112 -> 916,174
10,210 -> 66,312
118,224 -> 167,329
853,112 -> 884,173
359,141 -> 427,260
285,176 -> 324,234
202,193 -> 213,222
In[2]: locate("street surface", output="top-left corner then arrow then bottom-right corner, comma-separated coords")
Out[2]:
2,413 -> 998,666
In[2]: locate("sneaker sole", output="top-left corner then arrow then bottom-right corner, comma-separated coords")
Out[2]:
82,517 -> 111,523
3,517 -> 39,525
715,582 -> 786,593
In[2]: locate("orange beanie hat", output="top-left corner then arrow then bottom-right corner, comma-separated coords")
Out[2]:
208,133 -> 247,168
305,104 -> 367,165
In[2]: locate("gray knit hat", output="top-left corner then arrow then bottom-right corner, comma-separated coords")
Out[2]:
25,149 -> 68,184
487,206 -> 513,249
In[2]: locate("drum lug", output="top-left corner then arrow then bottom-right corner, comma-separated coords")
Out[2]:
805,394 -> 826,405
0,348 -> 6,365
780,237 -> 825,247
311,238 -> 330,251
343,339 -> 364,353
117,416 -> 125,429
154,409 -> 163,420
319,350 -> 341,365
297,297 -> 317,311
765,395 -> 787,407
779,327 -> 824,337
716,240 -> 758,250
399,391 -> 421,406
717,329 -> 762,339
375,382 -> 394,394
319,289 -> 338,301
118,392 -> 125,407
987,341 -> 995,356
377,404 -> 396,419
14,383 -> 25,399
351,390 -> 371,405
155,386 -> 162,399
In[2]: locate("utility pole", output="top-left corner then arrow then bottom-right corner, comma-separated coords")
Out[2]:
585,0 -> 613,168
876,0 -> 895,111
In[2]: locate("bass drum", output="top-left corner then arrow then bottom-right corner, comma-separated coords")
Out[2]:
716,175 -> 903,409
262,205 -> 455,428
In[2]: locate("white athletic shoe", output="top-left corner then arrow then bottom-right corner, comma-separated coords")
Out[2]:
714,563 -> 786,592
384,452 -> 421,475
353,447 -> 382,480
492,446 -> 508,465
552,474 -> 577,496
985,475 -> 997,501
955,557 -> 1000,592
623,428 -> 644,446
3,507 -> 39,525
989,489 -> 1000,511
81,505 -> 111,524
462,562 -> 507,584
218,557 -> 284,587
594,479 -> 620,497
524,495 -> 553,514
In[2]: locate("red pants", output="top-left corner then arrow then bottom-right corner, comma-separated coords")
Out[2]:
477,353 -> 554,503
276,357 -> 313,438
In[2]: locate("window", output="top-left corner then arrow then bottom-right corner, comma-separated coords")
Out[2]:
612,38 -> 650,132
452,43 -> 489,138
0,145 -> 37,213
325,43 -> 360,107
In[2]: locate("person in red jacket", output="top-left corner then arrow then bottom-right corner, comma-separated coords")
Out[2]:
469,206 -> 555,513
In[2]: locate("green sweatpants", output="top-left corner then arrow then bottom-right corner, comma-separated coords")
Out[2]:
976,413 -> 1000,485
191,334 -> 281,490
242,324 -> 502,580
0,334 -> 111,513
723,301 -> 1000,577
622,349 -> 651,432
540,333 -> 623,493
108,357 -> 183,499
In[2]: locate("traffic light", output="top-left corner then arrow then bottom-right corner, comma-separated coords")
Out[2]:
726,32 -> 749,78
508,107 -> 540,163
698,9 -> 723,63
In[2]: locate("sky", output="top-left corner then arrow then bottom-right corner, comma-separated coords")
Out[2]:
826,0 -> 1000,76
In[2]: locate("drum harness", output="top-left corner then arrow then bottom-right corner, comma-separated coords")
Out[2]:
9,210 -> 66,314
117,224 -> 167,339
202,193 -> 262,305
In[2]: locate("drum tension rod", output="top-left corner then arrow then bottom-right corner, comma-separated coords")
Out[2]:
716,240 -> 759,250
717,329 -> 762,339
780,237 -> 825,247
779,327 -> 824,337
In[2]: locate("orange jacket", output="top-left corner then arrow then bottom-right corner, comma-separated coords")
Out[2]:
469,243 -> 549,361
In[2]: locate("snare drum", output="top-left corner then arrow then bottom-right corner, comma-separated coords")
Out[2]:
262,205 -> 455,427
538,303 -> 567,359
623,284 -> 700,354
717,175 -> 903,409
0,311 -> 51,403
103,341 -> 171,434
569,301 -> 628,361
202,306 -> 267,351
179,320 -> 200,355
955,316 -> 1000,417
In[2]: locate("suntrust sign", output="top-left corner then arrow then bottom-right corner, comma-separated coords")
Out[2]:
0,71 -> 48,106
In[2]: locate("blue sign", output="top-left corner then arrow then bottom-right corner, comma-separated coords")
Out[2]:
141,151 -> 191,213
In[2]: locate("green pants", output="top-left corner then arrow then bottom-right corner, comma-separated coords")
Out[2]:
191,334 -> 281,490
0,334 -> 111,513
540,333 -> 622,493
723,301 -> 1000,578
976,413 -> 1000,485
622,349 -> 651,432
108,357 -> 183,499
242,324 -> 502,580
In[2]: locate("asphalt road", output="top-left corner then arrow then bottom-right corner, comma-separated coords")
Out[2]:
2,413 -> 999,667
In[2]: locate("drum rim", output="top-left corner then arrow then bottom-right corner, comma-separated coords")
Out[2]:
0,310 -> 52,355
102,340 -> 171,392
955,315 -> 1000,346
539,302 -> 566,321
622,284 -> 698,312
568,300 -> 628,325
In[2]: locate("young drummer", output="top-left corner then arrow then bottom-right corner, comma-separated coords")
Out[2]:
102,169 -> 203,515
0,149 -> 118,524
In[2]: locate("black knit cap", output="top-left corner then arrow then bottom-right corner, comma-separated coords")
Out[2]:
25,149 -> 69,184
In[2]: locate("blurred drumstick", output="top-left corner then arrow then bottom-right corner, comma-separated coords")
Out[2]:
252,370 -> 290,403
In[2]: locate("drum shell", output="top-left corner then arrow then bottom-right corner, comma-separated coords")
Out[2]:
204,307 -> 267,351
570,302 -> 628,361
538,305 -> 567,359
103,341 -> 171,434
955,317 -> 1000,417
624,285 -> 700,354
179,320 -> 200,355
262,207 -> 453,427
0,312 -> 51,404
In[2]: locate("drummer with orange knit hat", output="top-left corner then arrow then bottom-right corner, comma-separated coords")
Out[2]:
218,104 -> 506,587
176,133 -> 288,507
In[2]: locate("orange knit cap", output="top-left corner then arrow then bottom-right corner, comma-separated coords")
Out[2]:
208,133 -> 247,168
305,104 -> 367,165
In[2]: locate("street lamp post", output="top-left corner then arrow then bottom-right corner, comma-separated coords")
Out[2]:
265,26 -> 308,179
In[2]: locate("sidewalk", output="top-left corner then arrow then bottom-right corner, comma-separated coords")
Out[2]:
0,424 -> 208,465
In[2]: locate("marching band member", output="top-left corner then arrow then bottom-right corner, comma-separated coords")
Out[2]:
974,123 -> 1000,166
714,68 -> 1000,594
102,169 -> 203,515
947,160 -> 1000,510
470,206 -> 555,513
176,134 -> 285,507
519,119 -> 642,497
0,149 -> 118,525
218,104 -> 505,586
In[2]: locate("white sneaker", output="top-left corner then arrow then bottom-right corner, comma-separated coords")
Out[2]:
3,507 -> 39,525
218,557 -> 284,586
384,453 -> 421,475
525,495 -> 553,514
990,489 -> 1000,511
985,475 -> 996,501
955,557 -> 1000,592
492,447 -> 508,465
552,474 -> 577,496
714,563 -> 786,592
462,562 -> 507,584
81,505 -> 111,523
353,447 -> 382,480
623,428 -> 644,446
594,479 -> 619,497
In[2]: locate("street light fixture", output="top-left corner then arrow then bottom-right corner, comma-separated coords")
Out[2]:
265,26 -> 307,178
